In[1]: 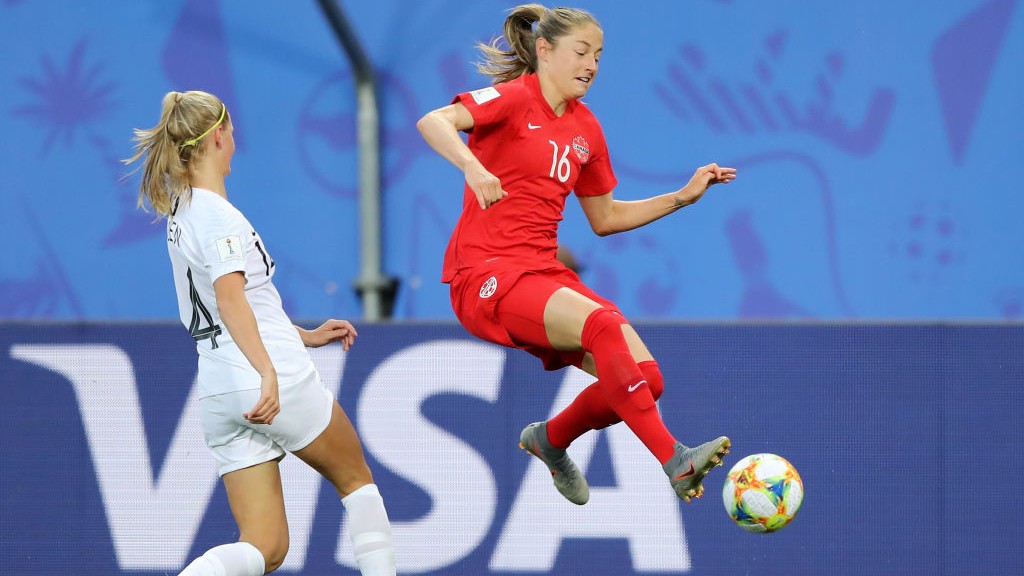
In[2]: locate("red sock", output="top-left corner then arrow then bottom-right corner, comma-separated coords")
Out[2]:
576,309 -> 676,462
547,360 -> 666,448
547,381 -> 612,448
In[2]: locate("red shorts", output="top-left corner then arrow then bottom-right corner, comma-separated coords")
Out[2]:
448,261 -> 623,371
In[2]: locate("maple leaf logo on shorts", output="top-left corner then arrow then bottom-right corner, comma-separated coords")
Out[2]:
479,276 -> 498,298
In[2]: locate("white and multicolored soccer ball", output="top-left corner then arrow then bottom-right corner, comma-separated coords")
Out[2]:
722,453 -> 803,533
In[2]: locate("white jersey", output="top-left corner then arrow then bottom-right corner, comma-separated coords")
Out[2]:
167,187 -> 313,398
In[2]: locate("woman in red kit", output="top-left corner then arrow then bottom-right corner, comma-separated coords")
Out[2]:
417,3 -> 737,505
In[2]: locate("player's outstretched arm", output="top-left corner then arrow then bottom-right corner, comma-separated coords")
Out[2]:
578,163 -> 737,236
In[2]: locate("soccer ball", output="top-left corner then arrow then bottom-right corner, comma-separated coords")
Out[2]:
722,453 -> 803,533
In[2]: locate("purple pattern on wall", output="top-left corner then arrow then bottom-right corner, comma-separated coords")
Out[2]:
888,200 -> 966,284
102,0 -> 238,248
932,0 -> 1016,163
586,233 -> 681,316
102,129 -> 163,248
726,209 -> 809,318
657,35 -> 894,156
616,149 -> 851,317
297,70 -> 422,199
162,0 -> 238,134
0,206 -> 83,317
995,288 -> 1024,319
14,39 -> 115,156
439,50 -> 471,95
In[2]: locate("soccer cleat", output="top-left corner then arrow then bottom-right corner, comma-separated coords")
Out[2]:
663,436 -> 731,503
518,422 -> 590,505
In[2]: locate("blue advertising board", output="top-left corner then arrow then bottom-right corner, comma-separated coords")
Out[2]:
2,322 -> 1022,574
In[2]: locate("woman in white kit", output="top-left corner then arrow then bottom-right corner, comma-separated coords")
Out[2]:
125,90 -> 396,576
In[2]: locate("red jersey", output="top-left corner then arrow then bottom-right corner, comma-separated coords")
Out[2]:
442,73 -> 618,282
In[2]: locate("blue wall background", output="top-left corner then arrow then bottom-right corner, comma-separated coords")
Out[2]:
1,0 -> 1022,321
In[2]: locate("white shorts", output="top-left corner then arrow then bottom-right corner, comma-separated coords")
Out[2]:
199,368 -> 334,476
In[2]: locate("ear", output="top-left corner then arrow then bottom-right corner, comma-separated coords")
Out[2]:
213,126 -> 224,148
535,36 -> 552,62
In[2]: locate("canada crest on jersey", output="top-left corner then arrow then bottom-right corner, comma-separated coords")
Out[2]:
572,135 -> 591,163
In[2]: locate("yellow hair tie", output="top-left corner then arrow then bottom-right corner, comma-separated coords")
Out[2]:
179,104 -> 226,150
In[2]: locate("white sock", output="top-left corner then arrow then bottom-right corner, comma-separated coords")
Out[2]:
179,542 -> 265,576
341,483 -> 396,576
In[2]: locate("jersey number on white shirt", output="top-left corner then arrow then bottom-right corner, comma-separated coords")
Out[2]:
186,268 -> 222,349
252,231 -> 275,276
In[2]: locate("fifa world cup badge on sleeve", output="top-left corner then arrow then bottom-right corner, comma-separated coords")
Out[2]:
216,236 -> 243,262
470,86 -> 500,105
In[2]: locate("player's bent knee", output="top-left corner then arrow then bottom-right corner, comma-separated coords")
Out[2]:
581,307 -> 640,387
581,307 -> 625,345
243,533 -> 289,573
639,360 -> 664,400
261,542 -> 288,573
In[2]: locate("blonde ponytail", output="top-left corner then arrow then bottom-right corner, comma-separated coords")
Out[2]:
124,90 -> 227,217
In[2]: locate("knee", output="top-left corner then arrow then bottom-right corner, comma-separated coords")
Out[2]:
246,533 -> 289,573
638,360 -> 664,400
262,539 -> 289,573
580,307 -> 625,348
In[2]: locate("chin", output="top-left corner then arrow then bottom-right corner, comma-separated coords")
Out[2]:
572,82 -> 592,97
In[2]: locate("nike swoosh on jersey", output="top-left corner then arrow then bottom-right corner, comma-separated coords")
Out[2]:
528,122 -> 542,130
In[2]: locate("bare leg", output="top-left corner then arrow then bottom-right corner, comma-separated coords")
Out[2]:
541,287 -> 675,461
542,287 -> 654,367
293,402 -> 373,497
293,402 -> 396,576
221,461 -> 290,573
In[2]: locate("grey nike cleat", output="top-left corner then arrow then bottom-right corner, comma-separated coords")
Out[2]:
519,422 -> 590,505
663,437 -> 731,503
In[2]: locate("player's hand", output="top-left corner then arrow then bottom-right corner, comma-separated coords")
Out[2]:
465,162 -> 508,209
675,163 -> 737,206
299,319 -> 358,350
244,372 -> 280,425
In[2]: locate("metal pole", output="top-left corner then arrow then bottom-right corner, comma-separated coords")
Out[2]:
316,0 -> 394,321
